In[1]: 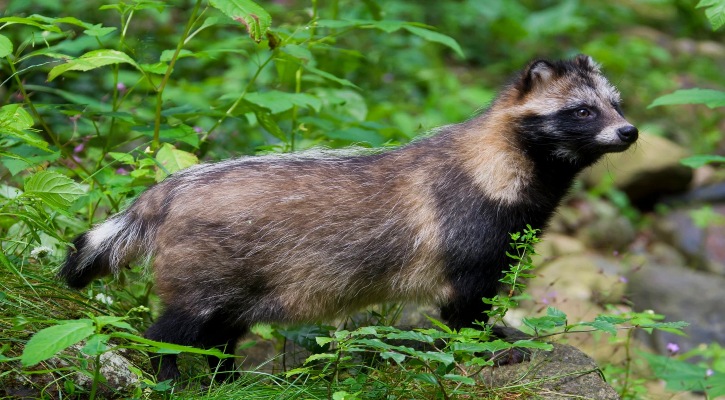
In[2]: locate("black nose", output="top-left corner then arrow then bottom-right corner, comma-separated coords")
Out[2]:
617,125 -> 638,143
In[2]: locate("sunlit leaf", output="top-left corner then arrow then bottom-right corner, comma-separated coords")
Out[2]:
680,154 -> 725,168
0,34 -> 13,58
21,321 -> 94,366
649,88 -> 725,109
155,143 -> 198,181
48,49 -> 141,81
208,0 -> 271,43
24,170 -> 85,210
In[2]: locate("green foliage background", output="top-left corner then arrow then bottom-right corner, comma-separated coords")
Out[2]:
1,0 -> 724,398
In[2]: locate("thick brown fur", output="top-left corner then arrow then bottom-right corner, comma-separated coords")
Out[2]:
59,55 -> 638,380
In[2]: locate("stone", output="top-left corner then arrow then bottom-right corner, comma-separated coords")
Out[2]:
479,343 -> 620,399
582,133 -> 692,209
653,206 -> 725,275
627,262 -> 725,355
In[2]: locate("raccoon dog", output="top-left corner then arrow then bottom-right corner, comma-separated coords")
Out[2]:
60,55 -> 638,380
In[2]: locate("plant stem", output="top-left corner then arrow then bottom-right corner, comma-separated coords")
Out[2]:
620,328 -> 635,398
203,54 -> 275,142
152,0 -> 202,151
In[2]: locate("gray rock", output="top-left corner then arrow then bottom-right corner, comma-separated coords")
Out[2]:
480,343 -> 620,399
653,206 -> 725,275
582,133 -> 692,209
627,263 -> 725,355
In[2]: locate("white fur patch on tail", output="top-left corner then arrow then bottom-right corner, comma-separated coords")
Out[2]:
83,212 -> 149,276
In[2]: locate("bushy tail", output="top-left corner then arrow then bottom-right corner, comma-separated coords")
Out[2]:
59,211 -> 152,289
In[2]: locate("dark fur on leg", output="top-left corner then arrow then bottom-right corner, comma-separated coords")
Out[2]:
145,307 -> 245,381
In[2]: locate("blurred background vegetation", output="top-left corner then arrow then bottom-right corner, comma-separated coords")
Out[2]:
1,0 -> 725,398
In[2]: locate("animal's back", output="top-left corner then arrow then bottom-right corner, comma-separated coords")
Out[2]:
148,146 -> 454,323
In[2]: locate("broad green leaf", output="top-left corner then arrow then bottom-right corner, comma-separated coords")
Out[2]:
511,339 -> 554,350
111,331 -> 230,357
251,107 -> 287,142
245,91 -> 322,114
314,19 -> 406,32
386,331 -> 433,343
0,104 -> 33,131
134,124 -> 200,147
281,44 -> 314,65
208,0 -> 271,43
84,24 -> 117,37
411,373 -> 438,385
0,16 -> 61,32
160,49 -> 194,62
28,15 -> 92,29
155,144 -> 198,181
81,334 -> 110,356
403,26 -> 464,57
326,127 -> 384,146
0,34 -> 13,58
380,351 -> 406,364
21,321 -> 94,366
1,146 -> 60,175
48,49 -> 141,81
581,320 -> 617,335
649,88 -> 725,109
442,374 -> 476,385
24,170 -> 85,210
643,352 -> 724,393
680,154 -> 725,168
698,0 -> 725,30
107,152 -> 135,165
419,351 -> 454,366
304,65 -> 360,89
451,340 -> 513,354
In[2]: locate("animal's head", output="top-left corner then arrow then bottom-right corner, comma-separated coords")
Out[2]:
509,54 -> 638,166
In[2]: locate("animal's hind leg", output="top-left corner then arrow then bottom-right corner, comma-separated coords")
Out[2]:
145,307 -> 202,381
198,316 -> 247,382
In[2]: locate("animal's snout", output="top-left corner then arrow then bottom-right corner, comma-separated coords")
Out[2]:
617,125 -> 638,143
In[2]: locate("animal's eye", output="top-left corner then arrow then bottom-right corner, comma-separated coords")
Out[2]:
574,108 -> 591,118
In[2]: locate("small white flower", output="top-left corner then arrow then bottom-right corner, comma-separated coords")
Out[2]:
95,293 -> 114,305
30,246 -> 53,259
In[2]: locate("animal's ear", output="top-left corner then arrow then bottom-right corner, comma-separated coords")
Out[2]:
520,60 -> 555,94
574,54 -> 601,72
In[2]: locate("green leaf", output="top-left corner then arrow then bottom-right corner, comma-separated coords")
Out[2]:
451,341 -> 514,354
22,321 -> 95,366
0,34 -> 13,58
24,170 -> 85,210
208,0 -> 271,43
698,0 -> 725,30
581,320 -> 617,335
326,127 -> 385,146
680,154 -> 725,168
0,16 -> 61,32
0,105 -> 49,151
649,88 -> 725,109
48,49 -> 141,81
419,351 -> 454,366
81,334 -> 110,356
134,124 -> 200,147
250,106 -> 287,142
380,351 -> 406,364
245,91 -> 322,114
155,143 -> 199,180
442,374 -> 476,385
386,331 -> 433,343
511,339 -> 554,350
403,26 -> 464,58
83,24 -> 117,37
304,65 -> 360,89
0,104 -> 33,131
412,373 -> 438,385
112,331 -> 230,358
